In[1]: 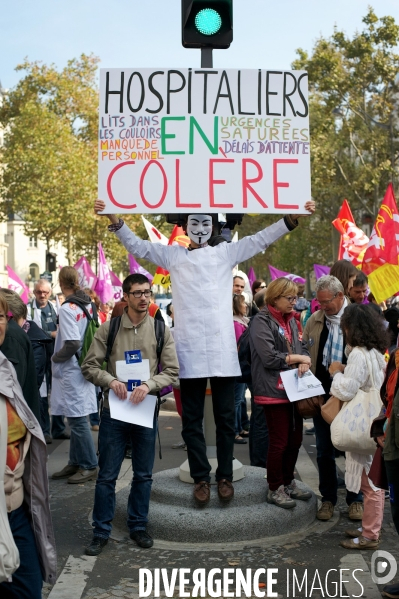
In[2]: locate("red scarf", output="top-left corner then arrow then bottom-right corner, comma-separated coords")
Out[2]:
267,304 -> 294,344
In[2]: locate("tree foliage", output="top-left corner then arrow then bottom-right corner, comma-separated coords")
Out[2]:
0,55 -> 141,267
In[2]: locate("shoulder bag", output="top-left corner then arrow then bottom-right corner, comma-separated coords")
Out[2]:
330,349 -> 382,455
0,395 -> 20,582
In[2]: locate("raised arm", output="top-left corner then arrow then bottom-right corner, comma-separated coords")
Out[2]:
94,200 -> 170,270
227,201 -> 315,267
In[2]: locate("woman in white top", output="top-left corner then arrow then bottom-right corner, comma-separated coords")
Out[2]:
329,303 -> 389,549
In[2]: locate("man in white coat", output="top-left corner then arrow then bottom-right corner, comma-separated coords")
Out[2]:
94,200 -> 315,504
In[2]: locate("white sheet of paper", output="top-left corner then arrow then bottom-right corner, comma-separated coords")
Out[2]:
297,370 -> 323,393
116,359 -> 150,382
280,369 -> 325,403
108,389 -> 156,428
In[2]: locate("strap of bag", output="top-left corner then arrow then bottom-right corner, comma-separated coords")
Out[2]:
104,316 -> 122,365
359,347 -> 377,390
0,396 -> 7,485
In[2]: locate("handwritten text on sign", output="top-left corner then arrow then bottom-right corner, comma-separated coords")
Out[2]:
98,68 -> 310,214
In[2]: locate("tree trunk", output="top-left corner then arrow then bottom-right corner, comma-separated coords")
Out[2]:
66,227 -> 73,265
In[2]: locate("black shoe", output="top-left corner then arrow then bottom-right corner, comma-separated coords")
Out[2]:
382,582 -> 399,598
44,434 -> 53,444
305,426 -> 315,435
85,536 -> 108,556
130,529 -> 153,548
53,432 -> 70,440
125,449 -> 132,460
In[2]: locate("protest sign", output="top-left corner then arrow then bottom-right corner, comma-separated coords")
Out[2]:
98,68 -> 310,214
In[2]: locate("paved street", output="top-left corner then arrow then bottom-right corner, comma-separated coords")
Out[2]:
43,406 -> 398,599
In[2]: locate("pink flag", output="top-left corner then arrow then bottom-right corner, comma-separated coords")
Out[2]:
314,264 -> 331,280
95,243 -> 114,304
268,265 -> 306,284
6,266 -> 29,303
74,257 -> 98,290
110,270 -> 123,303
247,267 -> 256,287
128,255 -> 154,284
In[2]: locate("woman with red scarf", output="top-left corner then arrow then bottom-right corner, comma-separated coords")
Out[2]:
249,277 -> 312,509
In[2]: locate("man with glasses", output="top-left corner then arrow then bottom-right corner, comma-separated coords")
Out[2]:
29,279 -> 68,443
303,275 -> 363,522
81,274 -> 179,553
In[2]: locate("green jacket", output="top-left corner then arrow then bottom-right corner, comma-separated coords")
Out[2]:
81,311 -> 179,409
0,319 -> 40,420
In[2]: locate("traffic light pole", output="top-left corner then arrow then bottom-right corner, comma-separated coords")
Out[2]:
201,47 -> 213,67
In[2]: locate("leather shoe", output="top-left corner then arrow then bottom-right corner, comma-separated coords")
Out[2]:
218,479 -> 234,502
130,530 -> 153,548
382,582 -> 399,598
52,464 -> 79,479
193,481 -> 210,505
44,434 -> 53,445
85,536 -> 108,556
67,468 -> 98,484
53,432 -> 70,440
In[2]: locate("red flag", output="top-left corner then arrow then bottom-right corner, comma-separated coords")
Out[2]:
332,200 -> 369,265
362,184 -> 399,302
152,226 -> 190,288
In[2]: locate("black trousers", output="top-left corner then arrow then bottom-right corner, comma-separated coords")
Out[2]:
180,377 -> 235,483
384,459 -> 399,535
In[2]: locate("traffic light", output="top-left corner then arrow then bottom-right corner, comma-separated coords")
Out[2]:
182,0 -> 233,49
46,252 -> 57,272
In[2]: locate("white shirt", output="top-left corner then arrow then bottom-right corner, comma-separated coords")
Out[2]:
116,219 -> 289,379
50,300 -> 97,417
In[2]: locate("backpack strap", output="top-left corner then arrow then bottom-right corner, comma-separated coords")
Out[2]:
105,316 -> 122,364
153,318 -> 165,363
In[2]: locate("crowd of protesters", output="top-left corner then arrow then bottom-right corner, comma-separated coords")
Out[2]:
2,199 -> 399,598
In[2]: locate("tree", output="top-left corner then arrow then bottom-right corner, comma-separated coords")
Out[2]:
0,55 -> 141,266
293,8 -> 399,219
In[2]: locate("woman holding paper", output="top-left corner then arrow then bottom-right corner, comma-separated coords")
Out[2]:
329,303 -> 388,549
249,277 -> 312,509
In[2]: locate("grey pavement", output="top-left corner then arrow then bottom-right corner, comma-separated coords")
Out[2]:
43,406 -> 398,599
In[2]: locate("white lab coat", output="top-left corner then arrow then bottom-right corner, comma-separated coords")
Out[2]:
50,301 -> 97,417
116,219 -> 289,378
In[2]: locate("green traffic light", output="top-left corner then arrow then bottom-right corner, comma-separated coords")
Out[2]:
195,8 -> 222,36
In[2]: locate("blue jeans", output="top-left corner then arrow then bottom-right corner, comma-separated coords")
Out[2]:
313,412 -> 363,505
92,408 -> 157,538
67,416 -> 98,470
89,388 -> 101,426
234,381 -> 247,435
0,504 -> 42,599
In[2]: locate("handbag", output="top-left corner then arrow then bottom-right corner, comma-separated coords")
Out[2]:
321,396 -> 343,424
296,395 -> 324,419
330,349 -> 382,455
0,395 -> 20,582
283,337 -> 321,419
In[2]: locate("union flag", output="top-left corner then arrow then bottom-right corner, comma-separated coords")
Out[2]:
332,200 -> 369,267
362,183 -> 399,302
152,226 -> 190,288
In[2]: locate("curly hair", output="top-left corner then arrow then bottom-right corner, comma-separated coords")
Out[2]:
340,304 -> 390,353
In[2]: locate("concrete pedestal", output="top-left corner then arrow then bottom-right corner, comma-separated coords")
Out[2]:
179,382 -> 244,484
112,467 -> 317,544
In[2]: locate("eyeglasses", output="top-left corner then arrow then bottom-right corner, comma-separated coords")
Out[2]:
281,295 -> 297,303
318,293 -> 338,307
127,290 -> 152,298
258,285 -> 266,289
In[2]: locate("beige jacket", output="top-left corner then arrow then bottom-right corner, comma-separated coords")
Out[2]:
0,352 -> 57,585
81,311 -> 179,408
302,309 -> 326,375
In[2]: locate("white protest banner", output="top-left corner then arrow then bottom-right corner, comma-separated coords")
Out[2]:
98,68 -> 310,214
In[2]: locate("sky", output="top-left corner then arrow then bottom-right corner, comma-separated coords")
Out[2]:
1,0 -> 399,90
